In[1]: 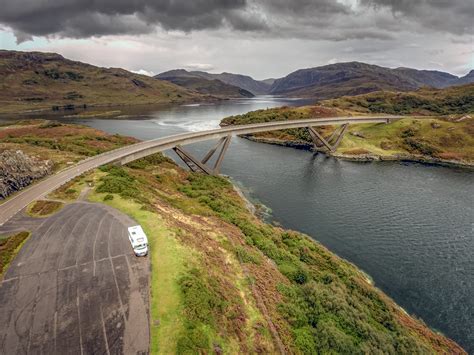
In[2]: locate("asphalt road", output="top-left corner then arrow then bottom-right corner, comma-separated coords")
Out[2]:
0,202 -> 150,354
0,116 -> 396,226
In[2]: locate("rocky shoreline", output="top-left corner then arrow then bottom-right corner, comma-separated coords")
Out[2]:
243,135 -> 474,169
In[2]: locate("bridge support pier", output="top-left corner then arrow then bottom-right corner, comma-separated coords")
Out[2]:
173,135 -> 232,175
308,124 -> 348,152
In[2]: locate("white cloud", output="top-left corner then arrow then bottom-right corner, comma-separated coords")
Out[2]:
131,69 -> 155,76
183,63 -> 215,71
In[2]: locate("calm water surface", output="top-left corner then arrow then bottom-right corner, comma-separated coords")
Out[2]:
6,97 -> 474,351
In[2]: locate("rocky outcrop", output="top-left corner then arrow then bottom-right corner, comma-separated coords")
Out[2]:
0,150 -> 53,199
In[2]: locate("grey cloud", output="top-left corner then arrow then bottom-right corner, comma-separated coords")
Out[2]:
1,0 -> 249,41
0,0 -> 358,42
257,0 -> 350,16
361,0 -> 474,35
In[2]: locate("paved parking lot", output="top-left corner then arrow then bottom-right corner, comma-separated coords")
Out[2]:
0,202 -> 150,354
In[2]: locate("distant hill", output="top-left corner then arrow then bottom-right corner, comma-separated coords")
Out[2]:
156,69 -> 271,95
269,62 -> 472,98
0,50 -> 207,114
322,82 -> 474,115
392,67 -> 459,88
261,78 -> 277,86
457,70 -> 474,85
156,70 -> 254,98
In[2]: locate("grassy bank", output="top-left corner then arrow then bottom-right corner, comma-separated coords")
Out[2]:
0,231 -> 31,279
85,153 -> 464,353
335,117 -> 474,163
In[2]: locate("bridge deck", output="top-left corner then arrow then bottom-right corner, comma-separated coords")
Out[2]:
0,115 -> 401,226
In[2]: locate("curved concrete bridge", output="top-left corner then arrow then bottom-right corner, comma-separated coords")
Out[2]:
0,115 -> 400,225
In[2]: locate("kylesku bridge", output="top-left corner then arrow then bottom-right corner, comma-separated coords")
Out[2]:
0,116 -> 400,226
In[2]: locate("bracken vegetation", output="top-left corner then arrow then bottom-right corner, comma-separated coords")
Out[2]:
88,153 -> 465,354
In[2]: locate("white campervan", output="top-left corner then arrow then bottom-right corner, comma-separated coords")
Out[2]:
127,225 -> 149,257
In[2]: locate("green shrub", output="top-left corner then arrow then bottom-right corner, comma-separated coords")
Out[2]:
96,166 -> 139,198
179,268 -> 222,325
278,261 -> 309,284
234,246 -> 261,264
176,326 -> 211,354
103,194 -> 114,201
176,268 -> 224,353
126,153 -> 172,169
400,127 -> 417,138
404,138 -> 439,156
293,327 -> 317,354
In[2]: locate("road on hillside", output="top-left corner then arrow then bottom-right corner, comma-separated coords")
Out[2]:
0,202 -> 150,354
0,115 -> 397,226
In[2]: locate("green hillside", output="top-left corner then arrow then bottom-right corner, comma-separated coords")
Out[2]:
323,83 -> 474,115
0,50 -> 208,114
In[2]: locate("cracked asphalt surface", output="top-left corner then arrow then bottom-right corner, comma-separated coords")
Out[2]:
0,202 -> 150,354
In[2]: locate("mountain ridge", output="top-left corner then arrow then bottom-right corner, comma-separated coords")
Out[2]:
156,69 -> 271,95
156,70 -> 255,98
268,61 -> 473,98
157,62 -> 473,100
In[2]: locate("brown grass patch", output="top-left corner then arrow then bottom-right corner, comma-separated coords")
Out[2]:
344,148 -> 371,155
437,152 -> 466,160
309,106 -> 340,117
27,200 -> 64,217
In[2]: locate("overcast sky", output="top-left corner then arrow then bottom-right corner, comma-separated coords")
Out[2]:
0,0 -> 472,79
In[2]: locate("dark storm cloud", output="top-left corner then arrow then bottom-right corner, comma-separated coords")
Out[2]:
361,0 -> 474,35
0,0 -> 254,40
0,0 -> 472,43
258,0 -> 350,16
0,0 -> 355,41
